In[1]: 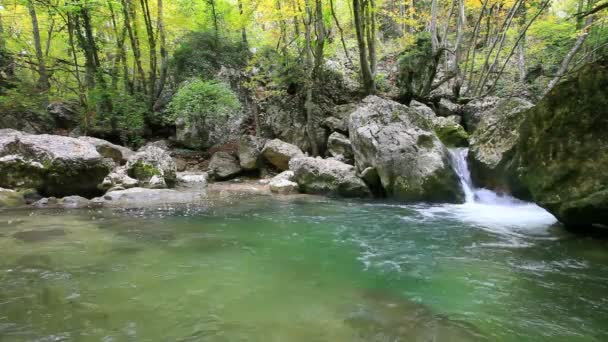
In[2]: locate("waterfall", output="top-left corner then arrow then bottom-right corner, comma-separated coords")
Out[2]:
447,148 -> 522,206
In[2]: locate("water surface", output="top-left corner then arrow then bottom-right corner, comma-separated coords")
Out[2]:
0,195 -> 607,341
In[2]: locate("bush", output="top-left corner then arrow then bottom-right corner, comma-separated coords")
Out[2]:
168,79 -> 240,125
172,31 -> 250,82
0,82 -> 52,133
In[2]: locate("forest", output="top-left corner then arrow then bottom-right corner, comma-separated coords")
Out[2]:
0,0 -> 606,147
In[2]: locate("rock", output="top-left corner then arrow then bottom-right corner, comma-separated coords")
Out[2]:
238,135 -> 266,170
349,96 -> 463,202
437,98 -> 460,117
59,195 -> 91,209
208,152 -> 242,180
78,136 -> 134,165
262,139 -> 304,171
322,103 -> 358,134
13,228 -> 66,243
140,140 -> 171,151
47,101 -> 79,129
0,130 -> 112,197
461,96 -> 500,132
468,97 -> 533,193
175,108 -> 243,150
93,187 -> 202,207
100,166 -> 139,191
0,188 -> 25,209
268,171 -> 298,195
326,132 -> 354,164
409,100 -> 436,120
289,157 -> 370,197
177,172 -> 208,188
126,145 -> 177,188
509,60 -> 608,227
432,116 -> 469,147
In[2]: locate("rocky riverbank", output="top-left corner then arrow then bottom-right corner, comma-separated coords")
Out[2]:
1,58 -> 607,230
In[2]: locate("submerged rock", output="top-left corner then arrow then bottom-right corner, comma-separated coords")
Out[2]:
468,97 -> 533,194
0,130 -> 112,197
93,187 -> 202,207
349,96 -> 463,202
208,152 -> 242,180
289,157 -> 370,197
262,139 -> 304,171
510,59 -> 608,228
13,228 -> 66,243
126,145 -> 177,188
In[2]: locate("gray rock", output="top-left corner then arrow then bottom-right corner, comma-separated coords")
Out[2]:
326,132 -> 354,164
208,152 -> 242,180
262,139 -> 304,171
177,172 -> 208,188
94,188 -> 203,207
289,157 -> 370,197
126,145 -> 177,188
469,97 -> 533,193
409,100 -> 436,120
349,96 -> 463,202
100,166 -> 139,191
461,96 -> 500,132
59,195 -> 91,209
437,98 -> 461,117
0,130 -> 112,197
322,103 -> 358,134
238,135 -> 266,170
78,136 -> 134,165
268,171 -> 298,195
47,101 -> 79,129
432,116 -> 469,147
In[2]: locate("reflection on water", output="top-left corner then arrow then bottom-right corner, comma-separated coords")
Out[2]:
0,196 -> 607,341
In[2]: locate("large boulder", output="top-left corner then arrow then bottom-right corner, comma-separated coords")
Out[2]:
78,136 -> 134,165
261,139 -> 304,171
238,135 -> 266,170
436,98 -> 460,117
461,96 -> 500,132
47,101 -> 79,129
0,130 -> 112,197
349,96 -> 463,202
468,97 -> 533,193
0,188 -> 26,209
208,152 -> 242,180
126,146 -> 177,188
326,132 -> 354,164
509,60 -> 608,228
289,157 -> 370,197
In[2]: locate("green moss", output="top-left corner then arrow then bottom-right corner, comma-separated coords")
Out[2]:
129,161 -> 161,181
435,124 -> 469,147
0,190 -> 25,208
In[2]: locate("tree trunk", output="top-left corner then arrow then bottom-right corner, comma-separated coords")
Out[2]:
237,0 -> 248,45
27,0 -> 49,92
156,0 -> 169,103
517,1 -> 527,82
302,0 -> 320,156
121,0 -> 146,93
353,0 -> 375,94
140,0 -> 157,107
545,15 -> 595,95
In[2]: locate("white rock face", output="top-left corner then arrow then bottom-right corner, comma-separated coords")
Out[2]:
326,132 -> 354,164
348,96 -> 463,203
262,139 -> 304,171
177,172 -> 208,188
238,135 -> 266,170
208,152 -> 242,180
78,136 -> 134,165
289,157 -> 370,197
268,171 -> 298,194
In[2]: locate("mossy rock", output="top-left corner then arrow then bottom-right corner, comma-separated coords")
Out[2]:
0,189 -> 25,209
511,58 -> 608,227
434,123 -> 469,147
128,161 -> 161,182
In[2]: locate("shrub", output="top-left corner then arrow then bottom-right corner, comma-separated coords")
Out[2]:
168,79 -> 240,126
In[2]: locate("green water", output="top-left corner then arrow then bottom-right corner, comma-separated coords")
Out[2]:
1,196 -> 607,341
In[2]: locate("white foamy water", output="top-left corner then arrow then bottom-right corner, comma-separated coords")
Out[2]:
434,148 -> 558,234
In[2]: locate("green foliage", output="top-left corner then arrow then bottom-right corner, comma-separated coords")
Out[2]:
171,31 -> 250,82
168,79 -> 240,125
0,82 -> 52,132
397,32 -> 435,101
246,48 -> 307,95
89,87 -> 146,147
